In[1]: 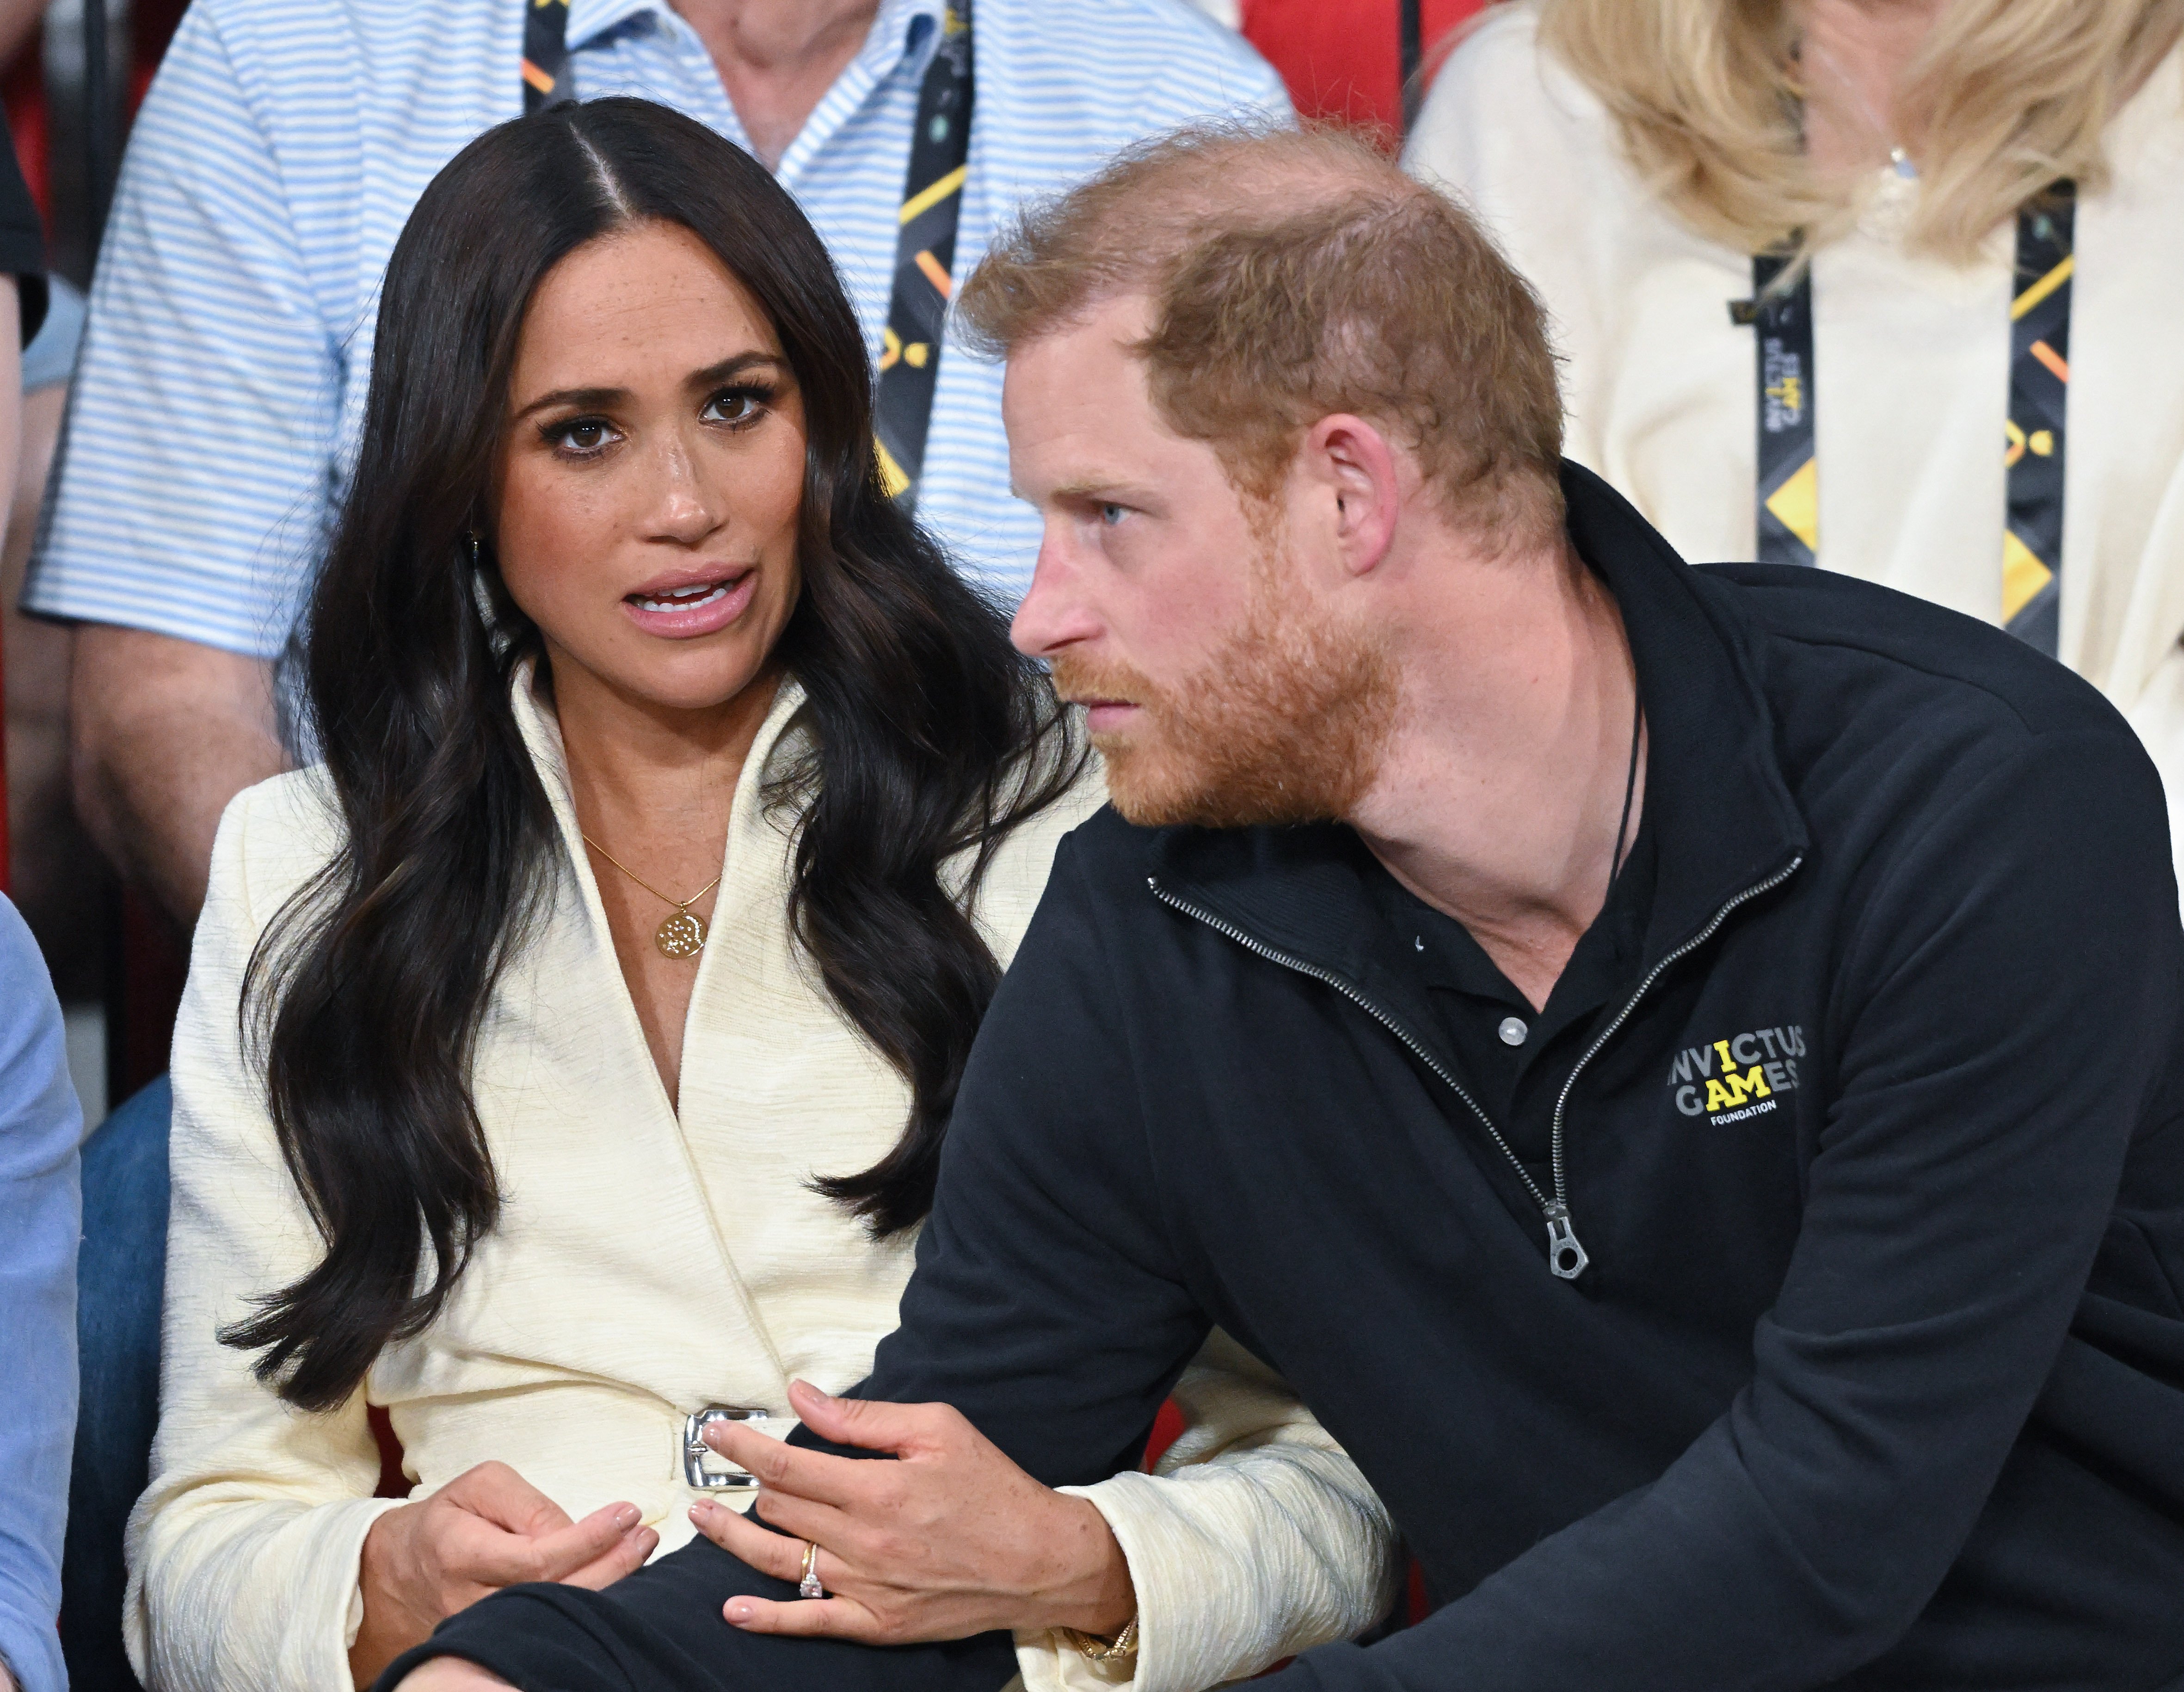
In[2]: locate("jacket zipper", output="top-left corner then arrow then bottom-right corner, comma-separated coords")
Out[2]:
1148,854 -> 1803,1282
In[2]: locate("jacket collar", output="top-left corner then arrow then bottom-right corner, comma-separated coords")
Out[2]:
1149,463 -> 1808,988
509,658 -> 813,905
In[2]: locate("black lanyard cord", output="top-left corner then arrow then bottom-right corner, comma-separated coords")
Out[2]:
1608,699 -> 1643,899
1400,0 -> 1424,134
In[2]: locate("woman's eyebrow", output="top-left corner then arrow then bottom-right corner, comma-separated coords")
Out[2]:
685,350 -> 791,389
511,384 -> 626,421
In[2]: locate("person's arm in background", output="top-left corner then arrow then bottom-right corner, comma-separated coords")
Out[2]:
69,630 -> 284,923
0,889 -> 86,1692
22,0 -> 353,925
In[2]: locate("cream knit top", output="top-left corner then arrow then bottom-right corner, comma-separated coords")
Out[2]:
1409,6 -> 2184,890
129,673 -> 1400,1692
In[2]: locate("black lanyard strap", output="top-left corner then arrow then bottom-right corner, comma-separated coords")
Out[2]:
521,0 -> 973,515
873,4 -> 972,510
1731,183 -> 2076,658
523,0 -> 572,110
2002,188 -> 2074,654
1731,251 -> 1818,569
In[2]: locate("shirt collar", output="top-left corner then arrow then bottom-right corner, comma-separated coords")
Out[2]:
566,0 -> 949,67
835,0 -> 951,83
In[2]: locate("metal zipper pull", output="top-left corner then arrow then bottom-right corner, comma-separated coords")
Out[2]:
1544,1204 -> 1589,1279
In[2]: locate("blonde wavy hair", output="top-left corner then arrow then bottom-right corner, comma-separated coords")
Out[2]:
1534,0 -> 2184,263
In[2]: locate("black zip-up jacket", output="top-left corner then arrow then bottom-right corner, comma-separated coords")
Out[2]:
841,466 -> 2184,1691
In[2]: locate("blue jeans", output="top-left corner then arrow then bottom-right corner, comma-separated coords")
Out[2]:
60,1078 -> 169,1692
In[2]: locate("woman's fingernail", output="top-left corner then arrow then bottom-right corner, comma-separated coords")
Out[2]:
689,1501 -> 709,1523
614,1504 -> 640,1531
797,1379 -> 833,1403
726,1600 -> 755,1624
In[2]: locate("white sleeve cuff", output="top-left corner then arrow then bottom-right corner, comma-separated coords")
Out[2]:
1015,1445 -> 1399,1692
128,1494 -> 408,1692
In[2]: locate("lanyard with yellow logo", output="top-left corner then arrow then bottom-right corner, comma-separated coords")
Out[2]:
1732,184 -> 2076,656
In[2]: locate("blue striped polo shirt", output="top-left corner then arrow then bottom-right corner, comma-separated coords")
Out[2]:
23,0 -> 1287,653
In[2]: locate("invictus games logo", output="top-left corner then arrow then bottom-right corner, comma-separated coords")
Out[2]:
1669,1026 -> 1806,1123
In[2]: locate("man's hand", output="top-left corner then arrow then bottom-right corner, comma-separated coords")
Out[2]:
691,1379 -> 1136,1644
348,1461 -> 658,1686
70,625 -> 288,926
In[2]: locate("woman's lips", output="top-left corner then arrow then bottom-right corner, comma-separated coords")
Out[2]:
620,571 -> 757,639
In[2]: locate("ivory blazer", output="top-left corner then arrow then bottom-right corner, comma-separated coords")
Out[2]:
1410,6 -> 2184,894
129,673 -> 1402,1692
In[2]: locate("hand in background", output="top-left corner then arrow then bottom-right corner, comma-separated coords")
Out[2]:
349,1460 -> 657,1686
692,1378 -> 1135,1645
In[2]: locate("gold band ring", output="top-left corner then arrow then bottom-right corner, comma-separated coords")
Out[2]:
798,1539 -> 825,1600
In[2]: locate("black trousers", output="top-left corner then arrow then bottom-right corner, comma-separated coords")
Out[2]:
373,1538 -> 1021,1692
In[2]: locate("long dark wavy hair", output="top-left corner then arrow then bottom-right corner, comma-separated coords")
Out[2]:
223,99 -> 1083,1413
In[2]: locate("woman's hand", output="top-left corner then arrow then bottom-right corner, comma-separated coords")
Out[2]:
691,1379 -> 1135,1645
349,1460 -> 658,1686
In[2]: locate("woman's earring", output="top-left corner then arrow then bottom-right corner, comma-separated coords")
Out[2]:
467,532 -> 483,567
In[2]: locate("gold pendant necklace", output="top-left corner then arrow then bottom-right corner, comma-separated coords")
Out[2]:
580,833 -> 723,960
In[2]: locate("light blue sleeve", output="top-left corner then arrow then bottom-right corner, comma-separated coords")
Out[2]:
21,0 -> 345,658
0,897 -> 83,1692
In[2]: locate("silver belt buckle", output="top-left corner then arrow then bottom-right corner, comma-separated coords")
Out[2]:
683,1405 -> 769,1489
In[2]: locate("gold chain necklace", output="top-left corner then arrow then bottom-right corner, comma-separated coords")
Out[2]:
580,833 -> 723,960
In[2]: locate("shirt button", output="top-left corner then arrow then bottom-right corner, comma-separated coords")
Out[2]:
1498,1015 -> 1529,1047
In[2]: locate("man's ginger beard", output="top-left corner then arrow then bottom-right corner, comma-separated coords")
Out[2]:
1055,546 -> 1398,829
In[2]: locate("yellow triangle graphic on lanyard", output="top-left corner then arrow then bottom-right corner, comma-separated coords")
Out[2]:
874,438 -> 912,500
1764,457 -> 1821,554
2002,529 -> 2055,624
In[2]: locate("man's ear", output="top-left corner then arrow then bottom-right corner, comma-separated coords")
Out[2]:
1305,414 -> 1401,578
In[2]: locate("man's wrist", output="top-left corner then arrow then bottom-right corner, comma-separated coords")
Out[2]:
349,1499 -> 422,1687
1047,1494 -> 1138,1639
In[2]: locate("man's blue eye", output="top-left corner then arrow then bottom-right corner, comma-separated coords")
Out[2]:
1100,504 -> 1127,526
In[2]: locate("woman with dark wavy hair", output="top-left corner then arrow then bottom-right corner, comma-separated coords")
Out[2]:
130,98 -> 1397,1692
